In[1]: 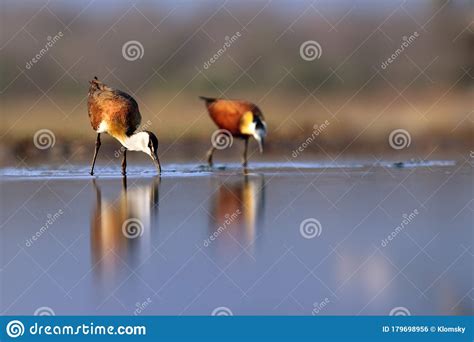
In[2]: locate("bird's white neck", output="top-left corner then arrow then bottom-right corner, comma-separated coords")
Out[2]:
120,132 -> 150,155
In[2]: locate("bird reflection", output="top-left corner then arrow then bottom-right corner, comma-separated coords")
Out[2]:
208,174 -> 265,255
90,177 -> 160,280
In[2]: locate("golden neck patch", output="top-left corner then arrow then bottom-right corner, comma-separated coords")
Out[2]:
239,111 -> 255,135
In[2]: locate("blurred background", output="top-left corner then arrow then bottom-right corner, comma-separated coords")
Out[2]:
1,0 -> 472,166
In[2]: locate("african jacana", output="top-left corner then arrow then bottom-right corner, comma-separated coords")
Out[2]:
88,77 -> 161,175
199,96 -> 267,167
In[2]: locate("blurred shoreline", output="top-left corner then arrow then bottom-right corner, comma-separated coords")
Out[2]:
1,89 -> 471,167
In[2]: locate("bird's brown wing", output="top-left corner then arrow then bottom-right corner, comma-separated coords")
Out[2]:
88,96 -> 103,131
207,99 -> 256,136
109,90 -> 141,136
88,88 -> 141,139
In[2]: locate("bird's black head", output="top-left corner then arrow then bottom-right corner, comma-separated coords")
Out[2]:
145,131 -> 161,173
146,131 -> 158,153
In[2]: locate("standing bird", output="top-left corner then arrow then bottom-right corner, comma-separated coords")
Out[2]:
199,96 -> 267,167
87,77 -> 161,175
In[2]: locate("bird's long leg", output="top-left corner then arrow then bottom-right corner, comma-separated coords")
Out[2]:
121,149 -> 127,176
90,133 -> 101,176
242,137 -> 249,168
122,175 -> 127,190
206,145 -> 216,167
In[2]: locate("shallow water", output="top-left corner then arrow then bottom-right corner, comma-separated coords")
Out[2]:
0,161 -> 472,315
0,160 -> 457,178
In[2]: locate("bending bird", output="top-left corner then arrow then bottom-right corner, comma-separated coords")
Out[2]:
88,77 -> 161,175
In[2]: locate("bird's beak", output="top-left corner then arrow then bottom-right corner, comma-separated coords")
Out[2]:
254,134 -> 264,154
257,137 -> 264,153
151,151 -> 161,174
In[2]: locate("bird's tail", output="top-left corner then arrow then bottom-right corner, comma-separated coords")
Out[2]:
89,76 -> 106,92
198,96 -> 217,104
89,76 -> 113,94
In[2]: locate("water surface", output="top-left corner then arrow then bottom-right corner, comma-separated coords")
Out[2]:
1,162 -> 472,315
